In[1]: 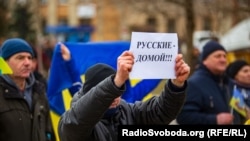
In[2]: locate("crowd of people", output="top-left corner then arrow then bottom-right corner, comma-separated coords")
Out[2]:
0,37 -> 249,141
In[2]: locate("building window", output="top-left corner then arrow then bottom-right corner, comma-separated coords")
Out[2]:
167,19 -> 176,33
79,19 -> 91,25
238,0 -> 249,7
203,17 -> 211,30
146,17 -> 156,32
59,0 -> 68,4
147,17 -> 156,27
40,0 -> 47,4
59,18 -> 68,25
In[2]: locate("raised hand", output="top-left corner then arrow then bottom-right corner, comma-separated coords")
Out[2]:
60,43 -> 71,61
114,51 -> 134,87
172,54 -> 190,87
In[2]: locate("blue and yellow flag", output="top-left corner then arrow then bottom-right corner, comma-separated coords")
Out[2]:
230,87 -> 247,117
47,41 -> 162,115
47,41 -> 162,140
0,57 -> 12,75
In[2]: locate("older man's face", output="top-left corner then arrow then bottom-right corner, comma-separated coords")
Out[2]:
203,50 -> 227,75
6,52 -> 33,79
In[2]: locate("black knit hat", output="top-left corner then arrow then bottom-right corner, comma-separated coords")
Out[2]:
82,63 -> 116,94
201,40 -> 226,61
226,60 -> 249,79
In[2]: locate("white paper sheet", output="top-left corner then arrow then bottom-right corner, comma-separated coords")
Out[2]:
129,32 -> 178,79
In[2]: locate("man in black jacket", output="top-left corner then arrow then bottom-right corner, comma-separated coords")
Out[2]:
58,50 -> 190,141
0,38 -> 55,141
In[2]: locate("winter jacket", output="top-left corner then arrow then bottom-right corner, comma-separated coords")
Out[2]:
176,64 -> 241,124
0,75 -> 55,141
58,75 -> 187,141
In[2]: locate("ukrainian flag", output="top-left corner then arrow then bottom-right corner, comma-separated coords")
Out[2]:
230,86 -> 247,117
47,41 -> 162,141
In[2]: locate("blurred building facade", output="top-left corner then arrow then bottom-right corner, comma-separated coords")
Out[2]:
37,0 -> 249,40
4,0 -> 250,64
36,0 -> 250,63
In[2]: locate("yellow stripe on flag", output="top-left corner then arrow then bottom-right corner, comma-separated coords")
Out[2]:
142,93 -> 154,102
51,89 -> 73,141
80,74 -> 85,84
0,57 -> 12,75
50,110 -> 60,141
230,97 -> 247,117
130,79 -> 141,87
245,119 -> 250,125
62,88 -> 73,111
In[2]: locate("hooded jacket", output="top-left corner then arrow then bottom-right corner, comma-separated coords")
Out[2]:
58,74 -> 187,141
0,74 -> 55,141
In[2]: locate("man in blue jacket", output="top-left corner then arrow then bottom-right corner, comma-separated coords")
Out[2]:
58,50 -> 190,141
176,40 -> 241,124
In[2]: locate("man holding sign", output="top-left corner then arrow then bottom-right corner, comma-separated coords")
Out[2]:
58,32 -> 190,141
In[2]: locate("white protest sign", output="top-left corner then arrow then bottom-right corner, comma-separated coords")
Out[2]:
129,32 -> 178,79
